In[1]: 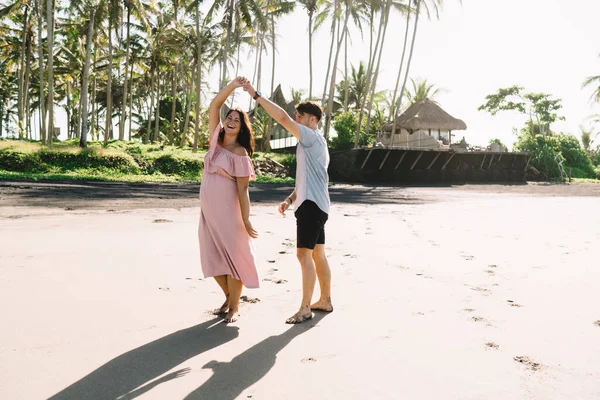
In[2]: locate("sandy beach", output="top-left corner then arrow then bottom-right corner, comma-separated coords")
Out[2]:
1,181 -> 599,400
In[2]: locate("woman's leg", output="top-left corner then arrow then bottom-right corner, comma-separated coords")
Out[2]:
213,275 -> 230,314
224,275 -> 243,322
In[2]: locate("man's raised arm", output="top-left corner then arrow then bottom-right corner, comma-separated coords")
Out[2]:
243,84 -> 300,140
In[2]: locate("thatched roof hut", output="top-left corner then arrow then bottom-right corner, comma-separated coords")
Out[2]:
383,99 -> 467,132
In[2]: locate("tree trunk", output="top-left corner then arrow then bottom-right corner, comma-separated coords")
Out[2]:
104,23 -> 113,145
154,72 -> 161,142
80,6 -> 95,148
181,72 -> 193,147
220,0 -> 235,89
307,11 -> 314,99
391,0 -> 421,138
324,0 -> 352,139
389,9 -> 411,123
36,0 -> 46,143
46,0 -> 54,146
119,7 -> 131,141
193,5 -> 202,152
364,0 -> 392,141
169,64 -> 177,145
91,53 -> 97,141
146,62 -> 155,144
24,24 -> 32,139
321,0 -> 338,106
18,7 -> 29,138
343,28 -> 348,112
356,3 -> 386,147
249,31 -> 262,110
270,8 -> 276,96
128,60 -> 133,140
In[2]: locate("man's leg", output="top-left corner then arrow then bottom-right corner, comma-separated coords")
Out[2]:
213,275 -> 230,315
224,275 -> 243,323
311,244 -> 333,312
286,248 -> 317,323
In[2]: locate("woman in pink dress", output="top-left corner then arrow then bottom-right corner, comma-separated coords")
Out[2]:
199,77 -> 259,323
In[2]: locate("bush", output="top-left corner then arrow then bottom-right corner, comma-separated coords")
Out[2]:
149,153 -> 203,176
514,130 -> 596,180
329,111 -> 374,150
0,148 -> 44,172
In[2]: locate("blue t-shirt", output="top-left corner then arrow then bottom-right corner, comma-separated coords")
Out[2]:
295,124 -> 330,214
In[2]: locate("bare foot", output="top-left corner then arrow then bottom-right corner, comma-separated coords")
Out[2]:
286,310 -> 313,324
310,298 -> 333,312
212,297 -> 230,315
224,309 -> 239,323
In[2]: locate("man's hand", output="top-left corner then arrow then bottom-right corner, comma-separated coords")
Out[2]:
278,199 -> 291,216
242,83 -> 257,99
244,219 -> 258,238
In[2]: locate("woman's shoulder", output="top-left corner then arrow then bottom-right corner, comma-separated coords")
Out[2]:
231,146 -> 249,157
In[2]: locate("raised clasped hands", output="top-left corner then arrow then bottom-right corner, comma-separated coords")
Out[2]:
230,76 -> 250,89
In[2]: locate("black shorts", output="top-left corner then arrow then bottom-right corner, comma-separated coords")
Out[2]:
295,200 -> 328,249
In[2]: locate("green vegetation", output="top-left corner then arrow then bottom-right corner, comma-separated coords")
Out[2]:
0,139 -> 295,184
479,87 -> 599,181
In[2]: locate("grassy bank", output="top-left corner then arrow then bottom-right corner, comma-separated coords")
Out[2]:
0,139 -> 295,184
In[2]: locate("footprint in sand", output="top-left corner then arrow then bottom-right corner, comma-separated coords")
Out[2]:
159,286 -> 170,291
506,300 -> 523,307
301,357 -> 317,363
266,268 -> 278,275
470,286 -> 491,295
463,308 -> 476,313
263,277 -> 287,284
593,320 -> 600,327
240,295 -> 260,303
343,254 -> 357,258
513,356 -> 542,371
153,219 -> 172,223
485,342 -> 499,350
411,312 -> 425,316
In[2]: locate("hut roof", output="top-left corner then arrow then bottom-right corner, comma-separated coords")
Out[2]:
383,99 -> 467,132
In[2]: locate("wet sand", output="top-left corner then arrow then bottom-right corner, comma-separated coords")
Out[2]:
1,180 -> 599,399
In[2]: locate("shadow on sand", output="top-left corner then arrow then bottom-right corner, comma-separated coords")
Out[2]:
48,318 -> 237,400
184,313 -> 328,400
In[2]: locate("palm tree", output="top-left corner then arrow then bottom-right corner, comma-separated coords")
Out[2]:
206,0 -> 266,89
582,56 -> 600,103
323,0 -> 353,139
118,0 -> 151,141
404,78 -> 440,105
298,0 -> 319,99
334,61 -> 368,110
390,0 -> 444,138
46,0 -> 55,146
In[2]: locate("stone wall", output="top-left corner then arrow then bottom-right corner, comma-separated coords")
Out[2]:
328,148 -> 529,183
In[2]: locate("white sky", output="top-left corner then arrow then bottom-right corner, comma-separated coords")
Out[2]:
223,0 -> 600,149
43,0 -> 600,148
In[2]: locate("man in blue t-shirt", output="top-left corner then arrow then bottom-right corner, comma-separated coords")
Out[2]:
243,82 -> 333,324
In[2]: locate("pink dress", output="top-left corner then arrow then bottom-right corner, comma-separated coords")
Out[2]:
198,123 -> 259,288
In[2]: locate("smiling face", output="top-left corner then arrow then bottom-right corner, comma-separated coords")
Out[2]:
224,111 -> 242,135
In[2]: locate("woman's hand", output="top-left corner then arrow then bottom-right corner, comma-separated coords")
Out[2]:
244,220 -> 258,238
230,76 -> 250,89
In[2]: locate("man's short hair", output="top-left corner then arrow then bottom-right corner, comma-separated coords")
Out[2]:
295,101 -> 323,122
